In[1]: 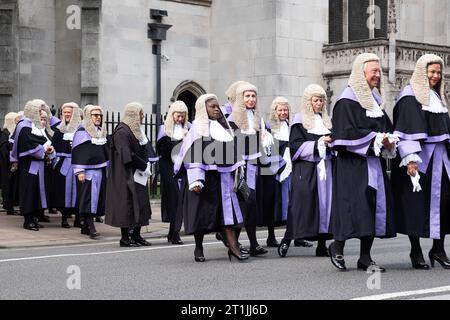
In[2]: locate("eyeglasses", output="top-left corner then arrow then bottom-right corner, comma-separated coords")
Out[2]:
91,114 -> 103,118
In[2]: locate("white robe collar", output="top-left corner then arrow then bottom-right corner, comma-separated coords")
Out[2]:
241,109 -> 256,135
210,120 -> 233,142
422,90 -> 449,114
31,123 -> 51,142
307,114 -> 331,136
172,123 -> 184,140
274,121 -> 289,141
366,97 -> 384,118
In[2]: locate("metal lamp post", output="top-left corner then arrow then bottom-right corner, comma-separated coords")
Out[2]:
148,9 -> 172,130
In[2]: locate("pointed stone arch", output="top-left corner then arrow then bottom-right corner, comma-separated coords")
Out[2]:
171,80 -> 206,120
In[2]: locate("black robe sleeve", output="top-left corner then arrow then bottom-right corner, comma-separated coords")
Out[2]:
156,136 -> 178,160
289,123 -> 319,160
393,96 -> 427,136
112,127 -> 147,171
17,127 -> 47,158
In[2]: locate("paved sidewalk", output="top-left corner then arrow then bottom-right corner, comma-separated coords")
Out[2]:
0,201 -> 170,249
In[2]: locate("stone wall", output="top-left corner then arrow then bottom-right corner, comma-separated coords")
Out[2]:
0,0 -> 18,117
210,0 -> 328,117
98,0 -> 211,114
17,0 -> 55,109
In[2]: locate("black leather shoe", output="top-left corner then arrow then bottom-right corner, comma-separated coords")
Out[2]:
38,215 -> 51,223
171,233 -> 184,245
6,209 -> 19,216
89,232 -> 103,240
249,246 -> 268,256
328,243 -> 346,271
23,223 -> 39,231
120,239 -> 140,247
278,239 -> 290,258
294,239 -> 313,247
429,251 -> 450,269
410,253 -> 430,270
61,220 -> 71,229
73,219 -> 83,228
238,242 -> 249,254
228,249 -> 249,262
316,246 -> 330,257
357,260 -> 386,273
194,248 -> 206,262
132,236 -> 152,246
266,237 -> 280,247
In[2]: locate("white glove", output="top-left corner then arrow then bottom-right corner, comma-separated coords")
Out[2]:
262,131 -> 275,156
144,162 -> 152,177
279,147 -> 292,182
409,172 -> 422,192
318,137 -> 327,159
317,159 -> 327,181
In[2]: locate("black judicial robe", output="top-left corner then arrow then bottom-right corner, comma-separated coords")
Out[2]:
391,86 -> 450,239
0,129 -> 19,210
284,114 -> 333,241
227,115 -> 262,228
255,124 -> 290,228
72,126 -> 109,216
330,88 -> 396,241
156,125 -> 188,225
51,125 -> 78,210
13,119 -> 50,215
105,123 -> 155,228
174,122 -> 245,235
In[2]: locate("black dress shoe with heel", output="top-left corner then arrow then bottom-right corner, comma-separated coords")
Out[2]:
429,251 -> 450,269
357,260 -> 386,273
228,249 -> 249,262
328,243 -> 346,271
266,237 -> 280,247
194,248 -> 206,262
410,253 -> 430,270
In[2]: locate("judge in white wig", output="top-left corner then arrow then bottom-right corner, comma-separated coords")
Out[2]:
157,101 -> 190,245
278,85 -> 334,258
391,54 -> 450,270
174,94 -> 249,262
256,97 -> 292,248
227,82 -> 270,257
52,102 -> 82,229
328,53 -> 397,272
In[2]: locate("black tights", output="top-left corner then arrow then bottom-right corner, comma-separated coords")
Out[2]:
333,236 -> 374,264
194,233 -> 204,258
409,235 -> 447,256
267,226 -> 275,240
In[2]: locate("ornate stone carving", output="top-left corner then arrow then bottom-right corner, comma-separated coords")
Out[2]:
388,0 -> 397,34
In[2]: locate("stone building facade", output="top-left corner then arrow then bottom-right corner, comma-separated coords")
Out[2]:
1,0 -> 449,122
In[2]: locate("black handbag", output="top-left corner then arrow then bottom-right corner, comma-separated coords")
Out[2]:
234,166 -> 251,201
